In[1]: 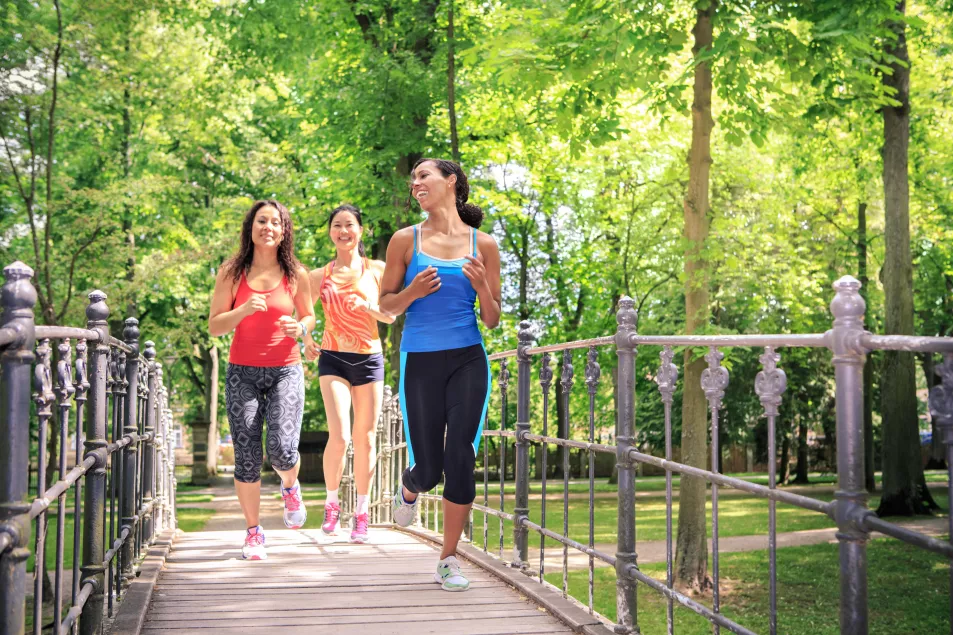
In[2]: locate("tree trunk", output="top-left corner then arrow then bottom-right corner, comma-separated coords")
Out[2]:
779,431 -> 791,485
794,419 -> 809,484
877,0 -> 937,516
858,201 -> 877,491
202,344 -> 219,480
447,0 -> 460,164
675,0 -> 714,593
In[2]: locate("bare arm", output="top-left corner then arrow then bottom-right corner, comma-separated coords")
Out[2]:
379,228 -> 440,317
464,232 -> 502,329
363,260 -> 395,324
208,267 -> 260,337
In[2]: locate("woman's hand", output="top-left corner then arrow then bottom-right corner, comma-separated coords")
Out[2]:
406,266 -> 441,300
346,294 -> 370,313
304,337 -> 321,361
462,255 -> 489,293
278,315 -> 302,338
241,293 -> 268,317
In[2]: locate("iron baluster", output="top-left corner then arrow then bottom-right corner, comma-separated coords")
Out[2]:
80,291 -> 109,635
614,297 -> 638,634
538,352 -> 553,582
928,353 -> 953,630
829,276 -> 870,633
53,339 -> 75,635
0,262 -> 36,635
71,338 -> 88,635
33,338 -> 54,635
657,346 -> 678,635
585,345 -> 601,615
513,321 -> 535,569
755,347 -> 787,635
559,348 -> 573,599
701,347 -> 729,635
498,358 -> 509,559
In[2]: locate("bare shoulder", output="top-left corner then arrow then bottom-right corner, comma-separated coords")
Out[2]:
389,226 -> 415,248
476,230 -> 499,257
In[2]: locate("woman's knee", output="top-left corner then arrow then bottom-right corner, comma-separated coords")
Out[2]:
403,464 -> 442,494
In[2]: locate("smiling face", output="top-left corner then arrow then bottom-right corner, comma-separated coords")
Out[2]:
250,205 -> 284,249
411,160 -> 456,211
329,210 -> 363,251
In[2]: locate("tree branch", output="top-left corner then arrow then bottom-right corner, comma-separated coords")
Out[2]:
55,226 -> 105,323
183,355 -> 206,393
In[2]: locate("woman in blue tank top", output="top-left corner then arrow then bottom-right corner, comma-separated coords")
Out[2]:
380,158 -> 501,591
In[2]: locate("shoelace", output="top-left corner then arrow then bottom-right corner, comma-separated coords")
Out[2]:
246,532 -> 265,547
354,514 -> 369,534
282,489 -> 301,512
444,559 -> 462,577
324,504 -> 340,523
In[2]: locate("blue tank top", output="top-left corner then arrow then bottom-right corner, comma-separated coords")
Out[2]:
401,224 -> 483,353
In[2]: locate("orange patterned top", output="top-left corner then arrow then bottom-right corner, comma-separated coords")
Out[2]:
318,258 -> 383,354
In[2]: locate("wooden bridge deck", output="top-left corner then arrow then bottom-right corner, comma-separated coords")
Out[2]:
141,528 -> 578,635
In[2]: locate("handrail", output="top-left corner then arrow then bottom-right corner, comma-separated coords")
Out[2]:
367,274 -> 953,635
0,261 -> 178,635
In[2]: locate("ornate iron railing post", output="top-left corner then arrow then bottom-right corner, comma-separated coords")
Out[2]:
0,262 -> 36,635
141,342 -> 157,542
614,297 -> 639,633
829,276 -> 870,634
512,320 -> 535,570
928,353 -> 953,623
81,291 -> 110,635
120,318 -> 140,585
381,385 -> 393,523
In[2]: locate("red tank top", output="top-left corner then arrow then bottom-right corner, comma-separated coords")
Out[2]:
228,272 -> 301,367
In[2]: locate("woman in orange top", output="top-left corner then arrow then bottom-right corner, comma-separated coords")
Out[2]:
304,204 -> 394,543
208,200 -> 315,561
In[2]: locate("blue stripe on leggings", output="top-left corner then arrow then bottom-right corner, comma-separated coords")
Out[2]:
472,345 -> 492,456
399,351 -> 416,469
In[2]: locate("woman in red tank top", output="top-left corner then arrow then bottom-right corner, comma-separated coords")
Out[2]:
208,200 -> 315,561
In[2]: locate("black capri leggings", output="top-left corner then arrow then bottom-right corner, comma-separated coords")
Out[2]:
225,363 -> 304,483
399,344 -> 491,505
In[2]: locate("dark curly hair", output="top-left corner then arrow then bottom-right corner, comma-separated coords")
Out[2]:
222,199 -> 302,291
328,203 -> 366,257
412,158 -> 483,229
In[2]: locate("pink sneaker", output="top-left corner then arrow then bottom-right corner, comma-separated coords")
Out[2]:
350,513 -> 369,544
281,481 -> 307,529
322,502 -> 341,535
242,527 -> 266,560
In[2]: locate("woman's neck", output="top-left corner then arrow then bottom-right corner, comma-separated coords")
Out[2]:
251,246 -> 280,270
423,204 -> 467,235
334,247 -> 363,269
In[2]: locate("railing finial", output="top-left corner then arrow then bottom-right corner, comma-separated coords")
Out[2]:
86,290 -> 109,326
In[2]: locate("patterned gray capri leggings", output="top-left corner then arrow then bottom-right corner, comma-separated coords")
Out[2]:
225,363 -> 305,483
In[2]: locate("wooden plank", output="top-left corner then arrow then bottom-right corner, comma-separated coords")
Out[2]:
142,615 -> 574,635
142,528 -> 577,635
144,607 -> 544,625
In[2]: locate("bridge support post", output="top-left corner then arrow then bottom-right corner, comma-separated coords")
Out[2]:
141,342 -> 157,543
120,318 -> 140,587
614,297 -> 639,634
830,276 -> 869,635
81,291 -> 110,635
512,321 -> 535,570
0,262 -> 36,635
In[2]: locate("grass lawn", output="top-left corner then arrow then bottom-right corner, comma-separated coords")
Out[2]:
176,493 -> 215,504
544,538 -> 949,634
468,492 -> 949,551
176,508 -> 215,532
479,470 -> 949,496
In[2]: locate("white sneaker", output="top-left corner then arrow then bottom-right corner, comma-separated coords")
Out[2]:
281,481 -> 307,529
434,556 -> 469,591
391,490 -> 418,527
242,527 -> 267,560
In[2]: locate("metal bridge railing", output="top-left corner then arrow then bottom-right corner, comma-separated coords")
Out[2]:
0,261 -> 178,635
367,274 -> 953,635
